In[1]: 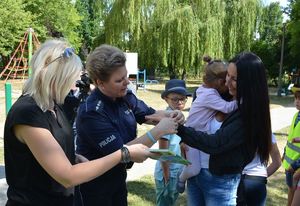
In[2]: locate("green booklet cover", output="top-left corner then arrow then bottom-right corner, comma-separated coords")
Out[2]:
149,148 -> 191,166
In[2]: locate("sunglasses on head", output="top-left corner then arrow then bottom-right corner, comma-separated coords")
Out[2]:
45,47 -> 75,67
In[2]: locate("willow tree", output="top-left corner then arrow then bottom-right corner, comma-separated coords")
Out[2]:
160,5 -> 200,79
105,0 -> 200,79
100,0 -> 262,79
223,0 -> 260,59
191,0 -> 226,58
104,0 -> 151,50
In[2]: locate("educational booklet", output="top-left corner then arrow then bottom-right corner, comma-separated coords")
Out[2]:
149,148 -> 191,166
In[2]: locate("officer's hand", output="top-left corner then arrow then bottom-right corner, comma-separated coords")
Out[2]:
155,118 -> 178,136
127,144 -> 150,163
168,110 -> 185,125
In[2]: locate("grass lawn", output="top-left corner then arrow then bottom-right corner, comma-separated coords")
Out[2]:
127,126 -> 290,206
0,80 -> 295,205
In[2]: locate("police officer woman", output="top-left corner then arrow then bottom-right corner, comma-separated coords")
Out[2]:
75,44 -> 184,206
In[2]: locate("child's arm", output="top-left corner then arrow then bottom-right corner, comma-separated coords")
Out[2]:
159,138 -> 170,184
267,142 -> 281,177
198,89 -> 237,113
292,137 -> 300,143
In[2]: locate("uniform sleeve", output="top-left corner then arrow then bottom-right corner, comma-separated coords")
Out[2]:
177,114 -> 245,155
126,93 -> 155,124
76,110 -> 124,156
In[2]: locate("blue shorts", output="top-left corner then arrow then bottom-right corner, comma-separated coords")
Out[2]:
286,170 -> 293,188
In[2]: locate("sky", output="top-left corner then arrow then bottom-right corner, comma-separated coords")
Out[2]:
265,0 -> 288,7
264,0 -> 289,22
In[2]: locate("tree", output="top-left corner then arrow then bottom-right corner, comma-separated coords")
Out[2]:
251,2 -> 283,80
223,0 -> 260,59
81,0 -> 263,79
23,0 -> 82,49
0,0 -> 32,60
288,0 -> 300,67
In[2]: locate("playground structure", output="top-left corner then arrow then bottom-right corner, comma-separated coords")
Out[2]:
0,28 -> 40,82
1,28 -> 40,115
125,52 -> 158,92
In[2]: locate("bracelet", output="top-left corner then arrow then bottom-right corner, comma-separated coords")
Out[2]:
120,146 -> 131,163
146,131 -> 157,143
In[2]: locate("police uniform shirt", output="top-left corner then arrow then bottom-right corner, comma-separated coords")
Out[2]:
76,87 -> 155,169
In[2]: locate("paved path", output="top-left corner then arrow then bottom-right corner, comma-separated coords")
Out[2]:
0,106 -> 297,203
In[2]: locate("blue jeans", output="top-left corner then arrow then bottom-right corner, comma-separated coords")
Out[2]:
155,177 -> 179,206
237,175 -> 267,206
187,168 -> 240,206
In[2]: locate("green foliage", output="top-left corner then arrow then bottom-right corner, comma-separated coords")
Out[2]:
251,2 -> 283,80
102,0 -> 261,79
289,0 -> 300,67
23,0 -> 82,49
0,0 -> 32,56
2,0 -> 298,81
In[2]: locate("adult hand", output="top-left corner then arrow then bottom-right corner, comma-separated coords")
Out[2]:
155,118 -> 178,135
127,144 -> 150,163
145,110 -> 185,125
168,110 -> 185,124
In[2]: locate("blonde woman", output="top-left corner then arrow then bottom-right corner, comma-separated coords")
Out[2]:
3,40 -> 176,206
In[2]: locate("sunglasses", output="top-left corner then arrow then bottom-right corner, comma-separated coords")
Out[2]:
45,47 -> 75,67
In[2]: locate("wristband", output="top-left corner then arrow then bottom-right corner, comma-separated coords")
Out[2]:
120,146 -> 131,163
146,131 -> 157,143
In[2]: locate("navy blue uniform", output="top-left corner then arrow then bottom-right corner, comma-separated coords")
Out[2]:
76,88 -> 155,206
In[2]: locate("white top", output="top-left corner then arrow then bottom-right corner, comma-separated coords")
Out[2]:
242,134 -> 276,177
200,118 -> 223,169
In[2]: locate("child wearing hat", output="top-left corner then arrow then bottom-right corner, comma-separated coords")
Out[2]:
154,79 -> 191,206
283,81 -> 300,206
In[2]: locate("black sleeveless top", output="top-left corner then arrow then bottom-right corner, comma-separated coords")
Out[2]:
4,95 -> 75,206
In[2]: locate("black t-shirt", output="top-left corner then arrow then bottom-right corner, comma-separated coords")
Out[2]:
4,95 -> 75,206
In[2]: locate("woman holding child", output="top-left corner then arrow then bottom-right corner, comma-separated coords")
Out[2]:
176,52 -> 272,205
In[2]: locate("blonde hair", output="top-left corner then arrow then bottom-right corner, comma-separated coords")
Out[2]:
203,60 -> 227,84
23,39 -> 82,111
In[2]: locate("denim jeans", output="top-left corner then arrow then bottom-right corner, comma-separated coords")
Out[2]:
155,177 -> 179,206
187,168 -> 240,206
237,175 -> 267,206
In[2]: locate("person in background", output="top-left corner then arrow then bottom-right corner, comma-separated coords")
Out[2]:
176,59 -> 237,201
237,133 -> 281,206
154,79 -> 191,206
283,82 -> 300,206
173,52 -> 272,205
75,44 -> 184,206
3,40 -> 158,206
